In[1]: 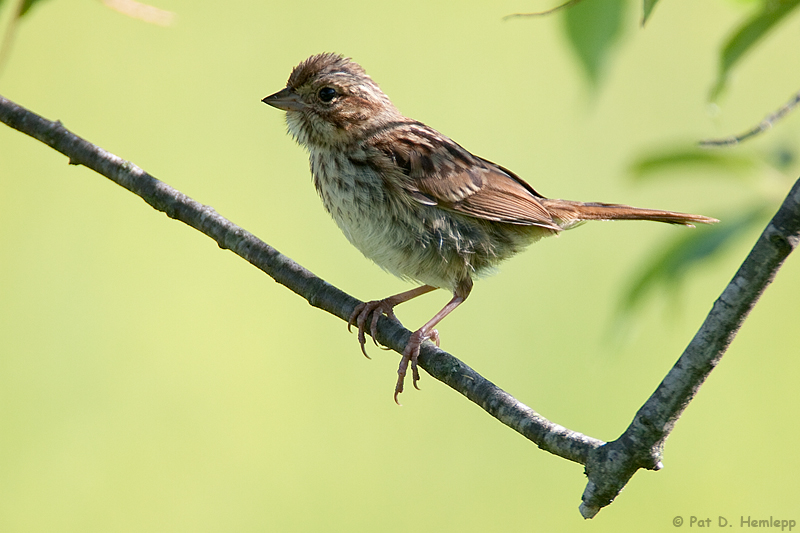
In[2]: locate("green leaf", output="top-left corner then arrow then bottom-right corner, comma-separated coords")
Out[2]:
620,205 -> 770,311
0,0 -> 51,17
563,0 -> 627,86
711,0 -> 800,100
629,147 -> 759,180
19,0 -> 50,17
641,0 -> 660,26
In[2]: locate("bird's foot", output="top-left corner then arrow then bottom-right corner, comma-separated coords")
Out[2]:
394,328 -> 439,404
347,299 -> 401,358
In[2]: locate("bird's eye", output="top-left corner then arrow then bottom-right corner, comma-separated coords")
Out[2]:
318,87 -> 337,103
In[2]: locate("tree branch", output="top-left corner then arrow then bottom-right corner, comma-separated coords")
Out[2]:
2,93 -> 797,518
580,176 -> 800,517
699,88 -> 800,147
0,93 -> 603,461
503,0 -> 584,20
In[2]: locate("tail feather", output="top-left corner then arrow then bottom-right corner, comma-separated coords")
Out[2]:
540,199 -> 718,227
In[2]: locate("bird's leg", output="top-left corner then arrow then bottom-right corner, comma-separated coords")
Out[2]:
395,278 -> 473,404
348,285 -> 437,358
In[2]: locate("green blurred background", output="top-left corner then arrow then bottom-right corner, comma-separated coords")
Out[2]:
1,0 -> 798,531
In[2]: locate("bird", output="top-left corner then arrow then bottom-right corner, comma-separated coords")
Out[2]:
262,53 -> 717,403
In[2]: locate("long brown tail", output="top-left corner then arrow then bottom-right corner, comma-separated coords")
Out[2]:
540,199 -> 718,227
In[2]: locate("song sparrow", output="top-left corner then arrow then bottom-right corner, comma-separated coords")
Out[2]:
262,53 -> 717,402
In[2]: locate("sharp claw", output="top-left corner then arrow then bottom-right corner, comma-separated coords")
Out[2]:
394,330 -> 427,400
370,310 -> 381,347
411,359 -> 421,390
355,306 -> 372,359
357,332 -> 371,359
394,374 -> 405,405
347,303 -> 364,333
359,341 -> 371,359
409,342 -> 421,391
395,349 -> 409,404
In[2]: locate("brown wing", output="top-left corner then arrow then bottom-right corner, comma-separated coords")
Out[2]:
373,121 -> 562,231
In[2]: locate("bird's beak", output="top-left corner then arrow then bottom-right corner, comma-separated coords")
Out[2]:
262,88 -> 304,111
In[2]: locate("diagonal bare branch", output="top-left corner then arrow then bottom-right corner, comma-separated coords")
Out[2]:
580,176 -> 800,517
503,0 -> 584,19
0,93 -> 603,465
699,88 -> 800,147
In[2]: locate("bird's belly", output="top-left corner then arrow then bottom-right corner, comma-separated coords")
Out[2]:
318,175 -> 457,288
312,153 -> 549,290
